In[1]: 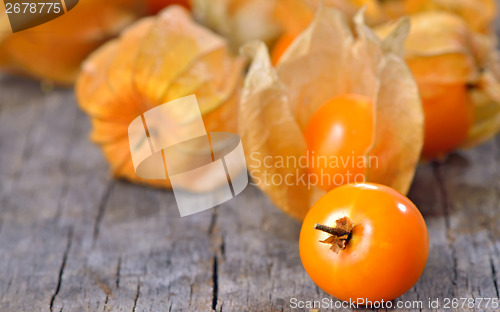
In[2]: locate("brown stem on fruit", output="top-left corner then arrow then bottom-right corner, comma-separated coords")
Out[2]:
314,224 -> 349,237
314,216 -> 355,254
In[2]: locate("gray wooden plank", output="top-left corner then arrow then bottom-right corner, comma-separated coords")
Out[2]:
1,35 -> 500,312
0,74 -> 111,312
51,181 -> 215,312
439,140 -> 500,300
0,75 -> 80,312
408,163 -> 457,305
214,186 -> 318,312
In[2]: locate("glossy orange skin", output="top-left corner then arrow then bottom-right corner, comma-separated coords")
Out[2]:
419,81 -> 473,159
271,33 -> 295,66
304,95 -> 374,191
146,0 -> 190,14
299,183 -> 429,303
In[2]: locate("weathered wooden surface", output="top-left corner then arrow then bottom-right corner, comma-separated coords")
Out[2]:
0,73 -> 500,312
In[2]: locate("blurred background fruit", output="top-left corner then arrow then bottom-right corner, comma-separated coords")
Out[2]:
190,0 -> 283,51
77,6 -> 245,188
0,0 -> 146,85
376,12 -> 500,159
146,0 -> 190,14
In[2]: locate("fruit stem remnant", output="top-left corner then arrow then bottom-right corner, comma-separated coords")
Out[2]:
314,216 -> 355,253
314,224 -> 349,237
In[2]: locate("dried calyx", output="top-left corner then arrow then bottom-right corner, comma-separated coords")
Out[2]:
314,216 -> 355,253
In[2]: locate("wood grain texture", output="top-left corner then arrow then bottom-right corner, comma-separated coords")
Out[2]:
1,51 -> 500,312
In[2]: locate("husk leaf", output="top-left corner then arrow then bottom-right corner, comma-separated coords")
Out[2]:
239,41 -> 315,220
77,6 -> 245,188
240,7 -> 423,219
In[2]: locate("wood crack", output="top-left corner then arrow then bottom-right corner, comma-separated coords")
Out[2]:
209,207 -> 222,311
0,277 -> 12,301
102,295 -> 109,312
212,256 -> 219,311
49,227 -> 73,312
490,256 -> 499,298
188,284 -> 193,306
93,182 -> 114,245
132,282 -> 140,312
432,162 -> 459,285
208,208 -> 217,236
414,286 -> 423,312
220,236 -> 225,259
115,257 -> 121,289
54,108 -> 79,222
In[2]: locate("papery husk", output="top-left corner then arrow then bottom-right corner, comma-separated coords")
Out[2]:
366,0 -> 497,32
376,12 -> 500,149
240,42 -> 313,220
0,0 -> 146,85
274,0 -> 496,44
239,7 -> 423,220
77,6 -> 245,189
462,36 -> 500,147
424,0 -> 497,34
191,0 -> 282,51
